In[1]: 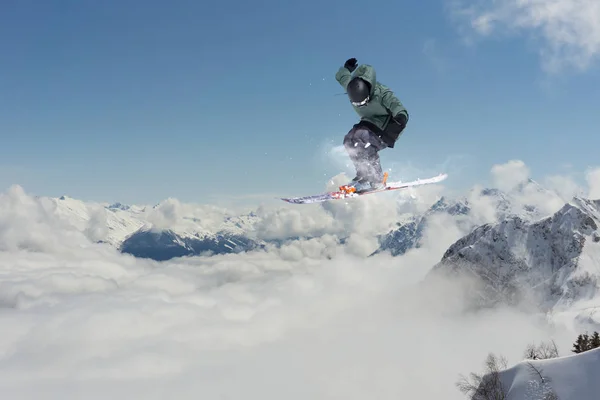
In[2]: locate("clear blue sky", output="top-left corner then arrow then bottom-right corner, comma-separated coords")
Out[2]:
1,0 -> 599,205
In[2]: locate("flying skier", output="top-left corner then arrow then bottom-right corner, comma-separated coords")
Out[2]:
335,58 -> 409,192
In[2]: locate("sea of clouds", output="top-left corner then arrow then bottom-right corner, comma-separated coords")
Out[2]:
1,159 -> 599,399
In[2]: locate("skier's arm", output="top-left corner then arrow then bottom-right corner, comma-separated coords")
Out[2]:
335,66 -> 352,89
381,87 -> 409,122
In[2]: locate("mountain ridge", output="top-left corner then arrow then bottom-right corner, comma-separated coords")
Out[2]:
425,194 -> 600,312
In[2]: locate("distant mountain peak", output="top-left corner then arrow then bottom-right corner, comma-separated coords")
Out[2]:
106,202 -> 131,211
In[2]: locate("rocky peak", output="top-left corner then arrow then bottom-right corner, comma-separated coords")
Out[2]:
427,196 -> 600,311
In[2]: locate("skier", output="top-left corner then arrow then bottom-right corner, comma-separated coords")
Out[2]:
335,58 -> 409,191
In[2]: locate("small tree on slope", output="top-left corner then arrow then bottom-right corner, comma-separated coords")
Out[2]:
525,362 -> 560,400
523,340 -> 559,360
456,353 -> 508,400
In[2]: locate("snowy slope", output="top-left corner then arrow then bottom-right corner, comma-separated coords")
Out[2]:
496,347 -> 600,399
427,196 -> 600,310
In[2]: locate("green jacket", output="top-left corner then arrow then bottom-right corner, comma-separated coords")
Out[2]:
336,64 -> 408,147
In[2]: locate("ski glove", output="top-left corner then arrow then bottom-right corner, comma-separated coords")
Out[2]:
393,113 -> 407,127
344,58 -> 357,73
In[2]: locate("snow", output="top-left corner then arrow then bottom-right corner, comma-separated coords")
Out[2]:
498,347 -> 600,399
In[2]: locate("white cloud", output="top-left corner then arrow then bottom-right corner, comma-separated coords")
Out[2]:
586,167 -> 600,199
491,159 -> 530,192
543,173 -> 584,201
254,205 -> 340,240
2,162 -> 600,398
275,234 -> 340,261
451,0 -> 600,72
84,205 -> 110,243
488,159 -> 571,216
143,197 -> 257,236
0,241 -> 576,400
0,185 -> 90,253
146,197 -> 181,229
254,176 -> 406,243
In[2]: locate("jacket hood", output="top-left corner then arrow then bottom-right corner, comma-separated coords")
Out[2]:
352,64 -> 376,95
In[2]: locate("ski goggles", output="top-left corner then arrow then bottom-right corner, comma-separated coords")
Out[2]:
351,96 -> 370,107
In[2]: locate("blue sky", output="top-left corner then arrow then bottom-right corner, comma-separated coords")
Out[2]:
1,0 -> 599,205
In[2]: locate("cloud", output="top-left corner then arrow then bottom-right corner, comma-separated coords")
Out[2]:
0,237 -> 576,400
586,167 -> 600,199
1,162 -> 599,399
488,159 -> 570,216
274,234 -> 340,261
144,197 -> 258,235
253,172 -> 412,244
146,197 -> 181,229
491,159 -> 530,192
254,204 -> 340,241
450,0 -> 600,73
0,185 -> 91,253
84,205 -> 110,243
543,173 -> 584,201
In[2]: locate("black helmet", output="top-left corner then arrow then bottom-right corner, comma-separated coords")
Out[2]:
347,77 -> 371,106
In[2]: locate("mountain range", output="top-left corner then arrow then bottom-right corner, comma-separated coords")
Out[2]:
33,179 -> 600,326
373,179 -> 553,257
48,195 -> 265,259
48,179 -> 558,259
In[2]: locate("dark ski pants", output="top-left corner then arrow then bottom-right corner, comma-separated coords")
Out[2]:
343,124 -> 388,183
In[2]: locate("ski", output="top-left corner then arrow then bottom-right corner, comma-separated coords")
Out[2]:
281,173 -> 448,204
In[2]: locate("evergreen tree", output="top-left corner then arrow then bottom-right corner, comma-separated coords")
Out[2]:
572,334 -> 587,353
572,334 -> 583,353
571,332 -> 597,353
582,333 -> 591,351
591,331 -> 600,349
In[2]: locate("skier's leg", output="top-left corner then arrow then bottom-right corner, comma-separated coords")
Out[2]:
343,125 -> 388,188
343,126 -> 367,182
344,126 -> 388,187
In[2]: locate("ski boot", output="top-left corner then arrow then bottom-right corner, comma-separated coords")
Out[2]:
339,172 -> 388,194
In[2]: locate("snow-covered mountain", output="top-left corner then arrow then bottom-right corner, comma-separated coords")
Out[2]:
47,195 -> 148,246
372,196 -> 470,256
43,194 -> 265,260
426,196 -> 600,311
31,177 -> 588,272
374,181 -> 549,257
119,224 -> 264,260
